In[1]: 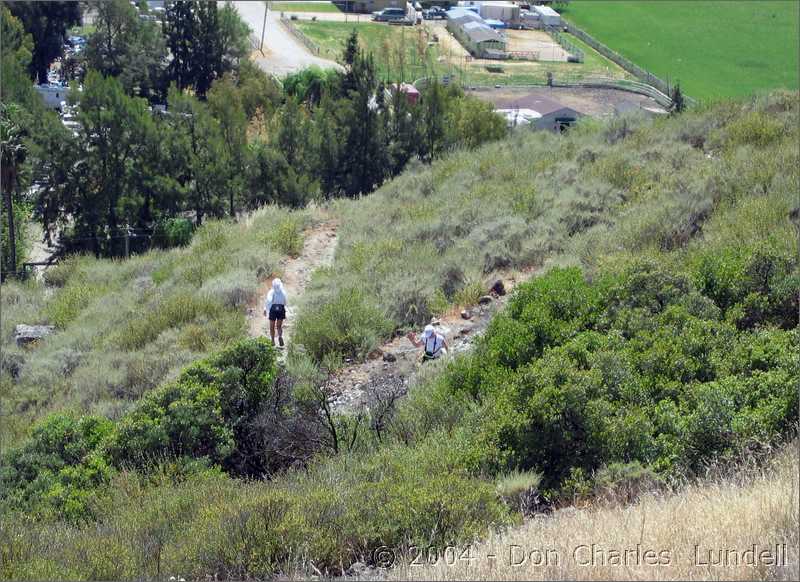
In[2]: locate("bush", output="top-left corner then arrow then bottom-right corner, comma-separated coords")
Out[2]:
716,110 -> 786,149
46,279 -> 105,329
294,287 -> 393,361
593,461 -> 663,504
0,413 -> 114,521
262,215 -> 305,257
106,338 -> 279,476
0,434 -> 512,580
691,240 -> 799,329
154,217 -> 194,248
429,254 -> 799,490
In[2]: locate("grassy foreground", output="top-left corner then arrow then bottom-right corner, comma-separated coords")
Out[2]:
395,446 -> 799,581
562,0 -> 800,99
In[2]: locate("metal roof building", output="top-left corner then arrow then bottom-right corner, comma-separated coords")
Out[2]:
446,7 -> 507,58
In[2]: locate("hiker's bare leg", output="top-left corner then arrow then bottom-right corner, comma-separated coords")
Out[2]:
276,319 -> 284,342
269,319 -> 276,344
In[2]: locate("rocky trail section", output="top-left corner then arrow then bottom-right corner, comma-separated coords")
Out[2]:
326,269 -> 538,413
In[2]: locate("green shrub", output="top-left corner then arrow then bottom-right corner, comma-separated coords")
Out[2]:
262,215 -> 305,257
154,217 -> 194,248
112,291 -> 227,350
46,280 -> 105,329
593,461 -> 663,503
42,256 -> 82,288
482,267 -> 601,371
106,338 -> 279,476
294,287 -> 393,361
717,110 -> 786,149
428,253 -> 799,490
0,413 -> 115,521
691,240 -> 799,329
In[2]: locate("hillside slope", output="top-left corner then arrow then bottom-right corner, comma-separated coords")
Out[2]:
0,207 -> 315,450
296,91 -> 799,361
1,92 -> 798,581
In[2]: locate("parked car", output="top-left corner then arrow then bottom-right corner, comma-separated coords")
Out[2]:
423,7 -> 447,20
372,7 -> 407,23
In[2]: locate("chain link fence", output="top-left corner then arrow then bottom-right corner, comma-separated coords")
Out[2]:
562,21 -> 694,106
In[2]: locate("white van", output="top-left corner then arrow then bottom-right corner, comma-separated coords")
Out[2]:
35,84 -> 70,110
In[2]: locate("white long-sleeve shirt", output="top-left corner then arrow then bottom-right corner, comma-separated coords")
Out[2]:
265,287 -> 287,312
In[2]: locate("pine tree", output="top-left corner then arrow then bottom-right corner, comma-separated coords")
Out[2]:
340,29 -> 361,96
165,0 -> 195,91
7,1 -> 80,83
670,83 -> 686,115
419,79 -> 446,163
388,85 -> 419,176
194,1 -> 223,97
0,103 -> 28,277
341,52 -> 387,196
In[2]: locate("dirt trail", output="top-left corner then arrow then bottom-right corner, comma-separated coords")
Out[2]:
247,220 -> 338,343
246,216 -> 537,411
327,266 -> 538,412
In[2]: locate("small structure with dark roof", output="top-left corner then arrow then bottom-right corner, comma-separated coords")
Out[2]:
493,94 -> 583,132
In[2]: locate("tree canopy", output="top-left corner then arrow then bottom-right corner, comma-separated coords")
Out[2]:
7,1 -> 81,83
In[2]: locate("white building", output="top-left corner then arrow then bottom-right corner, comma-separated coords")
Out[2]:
35,84 -> 71,110
533,5 -> 561,27
479,2 -> 520,22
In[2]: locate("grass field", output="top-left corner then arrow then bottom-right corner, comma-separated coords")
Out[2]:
395,447 -> 800,581
295,20 -> 629,85
269,1 -> 341,13
296,21 -> 450,82
562,0 -> 800,99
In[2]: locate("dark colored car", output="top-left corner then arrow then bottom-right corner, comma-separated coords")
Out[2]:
423,7 -> 447,19
372,7 -> 408,22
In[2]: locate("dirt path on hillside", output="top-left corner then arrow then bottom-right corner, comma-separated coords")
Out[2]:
327,266 -> 539,413
247,220 -> 339,343
246,217 -> 538,412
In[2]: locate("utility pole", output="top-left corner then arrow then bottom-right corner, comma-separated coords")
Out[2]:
260,1 -> 269,52
124,226 -> 131,259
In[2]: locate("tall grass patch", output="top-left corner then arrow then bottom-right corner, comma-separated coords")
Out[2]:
0,207 -> 311,451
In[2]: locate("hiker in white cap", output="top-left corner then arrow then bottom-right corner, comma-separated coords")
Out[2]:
407,324 -> 448,362
264,278 -> 287,347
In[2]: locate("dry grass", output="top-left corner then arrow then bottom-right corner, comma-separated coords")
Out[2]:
393,447 -> 799,581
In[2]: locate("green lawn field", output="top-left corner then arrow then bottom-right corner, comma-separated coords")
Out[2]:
269,1 -> 342,13
295,21 -> 630,86
562,0 -> 799,99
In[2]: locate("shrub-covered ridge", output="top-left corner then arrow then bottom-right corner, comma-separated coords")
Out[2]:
1,92 -> 798,579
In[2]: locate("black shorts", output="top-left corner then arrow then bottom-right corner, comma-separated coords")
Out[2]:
269,304 -> 286,321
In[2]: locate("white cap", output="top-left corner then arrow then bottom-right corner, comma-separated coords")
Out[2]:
423,325 -> 435,338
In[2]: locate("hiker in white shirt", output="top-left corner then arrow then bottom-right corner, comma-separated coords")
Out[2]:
407,324 -> 448,362
264,278 -> 287,347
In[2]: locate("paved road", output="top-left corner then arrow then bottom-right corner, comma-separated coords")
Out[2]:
232,1 -> 342,76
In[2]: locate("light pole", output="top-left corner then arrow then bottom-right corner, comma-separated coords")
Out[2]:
260,1 -> 269,53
